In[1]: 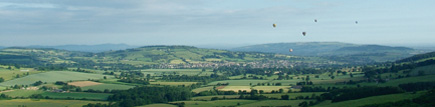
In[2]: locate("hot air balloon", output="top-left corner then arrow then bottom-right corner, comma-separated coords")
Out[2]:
302,32 -> 306,36
314,19 -> 317,22
273,23 -> 276,28
289,49 -> 293,52
355,21 -> 358,24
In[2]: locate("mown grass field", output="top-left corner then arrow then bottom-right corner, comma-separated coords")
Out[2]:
0,71 -> 106,86
81,83 -> 135,91
314,91 -> 425,107
0,99 -> 108,107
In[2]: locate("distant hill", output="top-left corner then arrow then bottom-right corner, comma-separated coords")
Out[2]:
230,42 -> 357,56
97,45 -> 299,65
1,45 -> 318,68
231,42 -> 416,63
396,51 -> 435,63
27,44 -> 138,53
0,47 -> 91,65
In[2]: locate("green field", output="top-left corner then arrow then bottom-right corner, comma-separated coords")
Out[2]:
261,92 -> 325,99
191,95 -> 240,101
150,82 -> 197,86
208,80 -> 273,86
360,74 -> 435,87
138,104 -> 177,107
2,90 -> 45,97
0,99 -> 108,107
41,92 -> 112,100
0,86 -> 6,91
252,86 -> 291,92
141,69 -> 210,76
239,100 -> 313,107
81,83 -> 135,91
219,86 -> 252,92
192,86 -> 214,93
0,68 -> 40,81
171,100 -> 257,107
0,71 -> 106,86
1,90 -> 111,100
410,64 -> 435,76
314,91 -> 425,107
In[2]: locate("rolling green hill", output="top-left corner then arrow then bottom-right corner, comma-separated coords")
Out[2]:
0,45 -> 324,69
94,45 -> 302,65
231,42 -> 356,56
231,42 -> 416,63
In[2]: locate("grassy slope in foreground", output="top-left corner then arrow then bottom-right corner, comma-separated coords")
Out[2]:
0,71 -> 105,86
313,91 -> 425,107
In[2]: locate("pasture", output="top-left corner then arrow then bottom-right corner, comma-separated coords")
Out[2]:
218,86 -> 251,92
0,71 -> 106,86
410,64 -> 435,76
171,100 -> 257,107
261,92 -> 325,99
252,86 -> 291,93
314,91 -> 425,107
0,68 -> 40,81
0,99 -> 108,107
41,92 -> 112,100
191,95 -> 240,101
0,86 -> 6,91
1,90 -> 111,100
81,83 -> 135,91
2,90 -> 44,97
360,74 -> 435,87
150,82 -> 198,86
239,100 -> 313,107
138,104 -> 177,107
68,81 -> 102,87
208,80 -> 272,86
141,69 -> 212,76
192,86 -> 214,93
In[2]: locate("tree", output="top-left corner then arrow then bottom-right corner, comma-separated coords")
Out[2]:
299,101 -> 308,107
0,77 -> 4,83
33,81 -> 43,86
281,95 -> 289,100
418,70 -> 425,76
104,76 -> 107,79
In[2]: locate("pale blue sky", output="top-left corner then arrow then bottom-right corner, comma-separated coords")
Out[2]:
0,0 -> 434,47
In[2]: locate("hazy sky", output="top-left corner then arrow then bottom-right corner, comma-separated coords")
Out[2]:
0,0 -> 434,47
